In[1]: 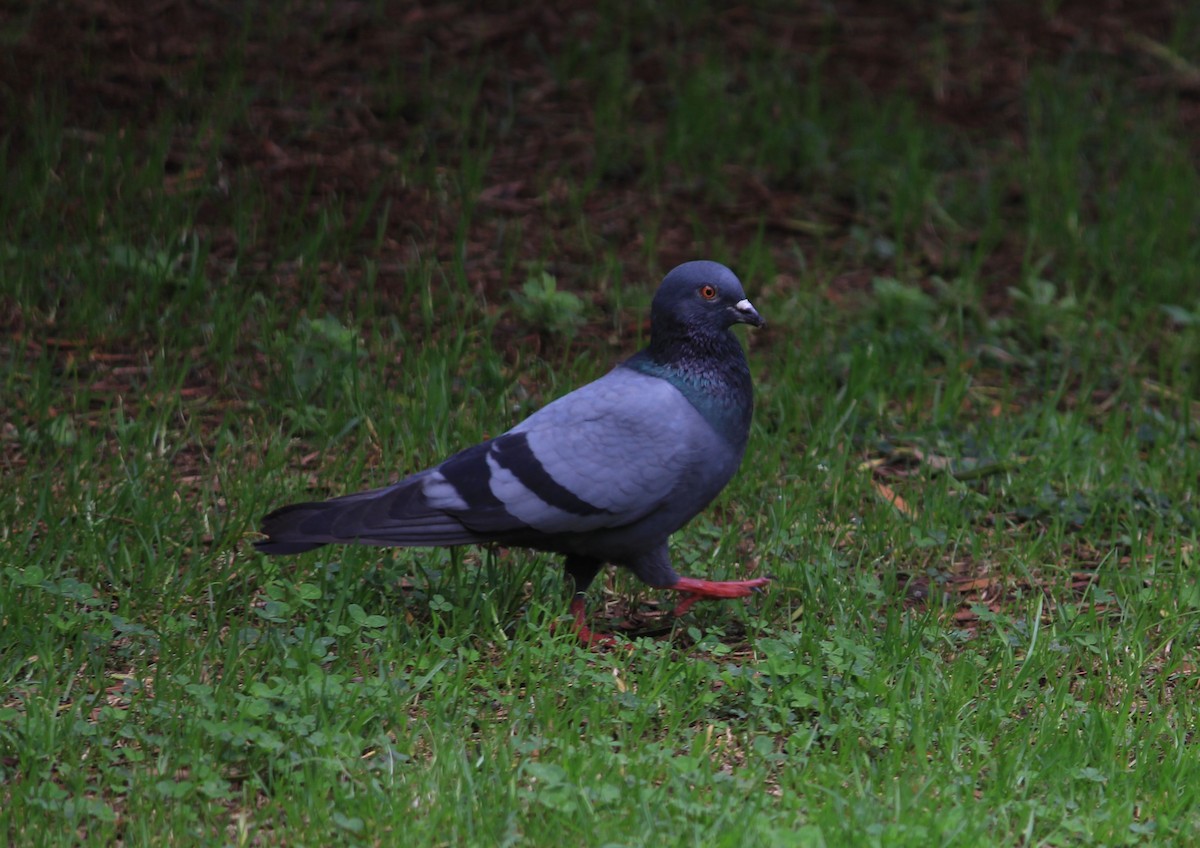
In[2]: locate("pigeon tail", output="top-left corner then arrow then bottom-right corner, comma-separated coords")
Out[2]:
256,477 -> 483,553
254,537 -> 329,555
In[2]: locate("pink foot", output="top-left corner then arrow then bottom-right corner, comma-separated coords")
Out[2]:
667,576 -> 771,617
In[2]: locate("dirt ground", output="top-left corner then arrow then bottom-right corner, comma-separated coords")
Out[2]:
4,1 -> 1196,313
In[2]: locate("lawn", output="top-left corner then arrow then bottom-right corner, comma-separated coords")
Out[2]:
3,3 -> 1200,846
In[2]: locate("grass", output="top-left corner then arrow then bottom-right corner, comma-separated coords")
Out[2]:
3,4 -> 1200,845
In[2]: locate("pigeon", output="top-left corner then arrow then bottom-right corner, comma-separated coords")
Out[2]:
256,260 -> 769,643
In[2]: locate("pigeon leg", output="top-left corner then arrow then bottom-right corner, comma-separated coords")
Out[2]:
555,556 -> 619,646
627,545 -> 770,618
566,593 -> 619,647
667,576 -> 772,617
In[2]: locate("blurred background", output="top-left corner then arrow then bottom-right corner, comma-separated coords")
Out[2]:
5,2 -> 1198,337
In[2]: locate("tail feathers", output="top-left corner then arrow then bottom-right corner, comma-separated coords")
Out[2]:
254,536 -> 328,555
255,476 -> 483,555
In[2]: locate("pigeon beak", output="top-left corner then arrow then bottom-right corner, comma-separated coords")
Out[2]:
732,298 -> 765,328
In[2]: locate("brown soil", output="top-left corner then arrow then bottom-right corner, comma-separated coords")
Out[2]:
3,1 -> 1194,313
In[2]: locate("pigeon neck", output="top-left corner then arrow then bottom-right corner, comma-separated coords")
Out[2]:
646,322 -> 740,367
629,327 -> 754,447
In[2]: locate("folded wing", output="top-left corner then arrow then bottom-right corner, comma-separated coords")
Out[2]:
255,368 -> 708,552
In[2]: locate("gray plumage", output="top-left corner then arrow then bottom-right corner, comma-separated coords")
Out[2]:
257,260 -> 768,639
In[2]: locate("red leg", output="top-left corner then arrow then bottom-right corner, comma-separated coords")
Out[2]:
560,594 -> 619,647
667,576 -> 771,617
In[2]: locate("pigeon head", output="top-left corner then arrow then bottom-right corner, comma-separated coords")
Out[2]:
651,261 -> 764,339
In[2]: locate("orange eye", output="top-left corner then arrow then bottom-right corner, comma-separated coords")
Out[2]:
699,285 -> 717,300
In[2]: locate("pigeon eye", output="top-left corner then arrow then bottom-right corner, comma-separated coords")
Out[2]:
699,285 -> 717,300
